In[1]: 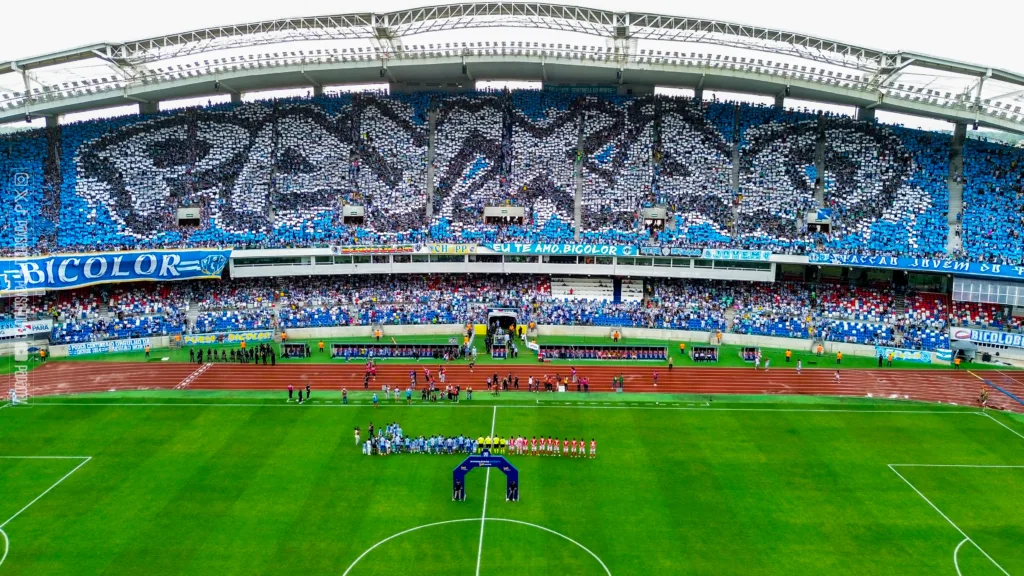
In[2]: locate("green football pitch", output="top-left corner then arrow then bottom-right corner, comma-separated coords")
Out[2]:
0,393 -> 1022,575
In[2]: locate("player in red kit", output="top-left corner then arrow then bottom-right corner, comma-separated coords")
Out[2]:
570,438 -> 577,456
590,438 -> 597,459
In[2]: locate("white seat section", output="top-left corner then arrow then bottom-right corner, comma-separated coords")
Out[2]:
551,277 -> 614,302
620,279 -> 645,303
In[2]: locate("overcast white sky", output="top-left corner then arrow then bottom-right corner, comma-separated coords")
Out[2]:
3,0 -> 1020,70
1,0 -> 1022,130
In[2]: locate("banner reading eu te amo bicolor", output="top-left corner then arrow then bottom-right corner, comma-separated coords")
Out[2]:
0,249 -> 231,294
485,243 -> 636,257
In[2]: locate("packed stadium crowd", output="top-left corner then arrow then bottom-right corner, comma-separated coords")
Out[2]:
4,89 -> 1023,263
25,274 -> 1012,352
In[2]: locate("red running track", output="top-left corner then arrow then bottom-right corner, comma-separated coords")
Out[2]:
8,361 -> 1021,413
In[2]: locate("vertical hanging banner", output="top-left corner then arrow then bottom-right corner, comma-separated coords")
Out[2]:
0,249 -> 231,294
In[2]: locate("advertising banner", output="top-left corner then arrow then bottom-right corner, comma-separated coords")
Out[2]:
638,245 -> 703,257
331,245 -> 414,255
949,327 -> 1024,349
428,244 -> 477,255
67,337 -> 151,356
809,253 -> 1024,281
0,249 -> 230,294
701,249 -> 773,261
0,318 -> 53,339
874,345 -> 935,364
182,330 -> 275,346
485,243 -> 636,257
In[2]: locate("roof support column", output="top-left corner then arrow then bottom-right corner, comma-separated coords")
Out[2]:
230,92 -> 242,104
856,106 -> 875,122
774,94 -> 785,109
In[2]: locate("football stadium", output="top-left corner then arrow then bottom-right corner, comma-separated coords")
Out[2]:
1,3 -> 1023,574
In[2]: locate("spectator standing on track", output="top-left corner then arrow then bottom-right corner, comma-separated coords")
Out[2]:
979,387 -> 989,406
834,371 -> 841,384
796,360 -> 802,375
653,371 -> 659,387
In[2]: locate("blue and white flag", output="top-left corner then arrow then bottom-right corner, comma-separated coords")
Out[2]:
0,249 -> 231,293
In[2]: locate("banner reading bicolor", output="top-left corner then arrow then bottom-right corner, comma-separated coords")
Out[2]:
950,327 -> 1024,349
182,330 -> 275,346
0,249 -> 230,294
485,243 -> 636,257
809,253 -> 1024,281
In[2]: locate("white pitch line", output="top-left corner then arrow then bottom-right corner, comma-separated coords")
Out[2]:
983,412 -> 1024,441
0,456 -> 92,530
954,538 -> 968,576
22,401 -> 988,415
0,527 -> 7,570
341,517 -> 611,576
0,456 -> 92,570
890,464 -> 1024,468
476,406 -> 497,576
888,464 -> 1011,576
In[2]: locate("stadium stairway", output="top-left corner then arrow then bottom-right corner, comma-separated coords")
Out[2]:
946,125 -> 965,256
724,307 -> 737,332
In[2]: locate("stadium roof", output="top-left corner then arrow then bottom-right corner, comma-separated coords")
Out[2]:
2,2 -> 1023,131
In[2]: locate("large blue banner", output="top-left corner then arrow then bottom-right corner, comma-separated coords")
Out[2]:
485,243 -> 635,257
0,249 -> 230,293
809,253 -> 1024,281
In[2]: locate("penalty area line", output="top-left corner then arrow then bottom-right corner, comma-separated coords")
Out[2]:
888,464 -> 1011,576
0,456 -> 92,570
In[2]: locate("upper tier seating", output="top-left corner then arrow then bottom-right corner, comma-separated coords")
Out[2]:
550,276 -> 614,301
3,91 -> 1022,260
961,139 -> 1024,264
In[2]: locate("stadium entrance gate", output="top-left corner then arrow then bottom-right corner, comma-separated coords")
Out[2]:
453,450 -> 519,501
